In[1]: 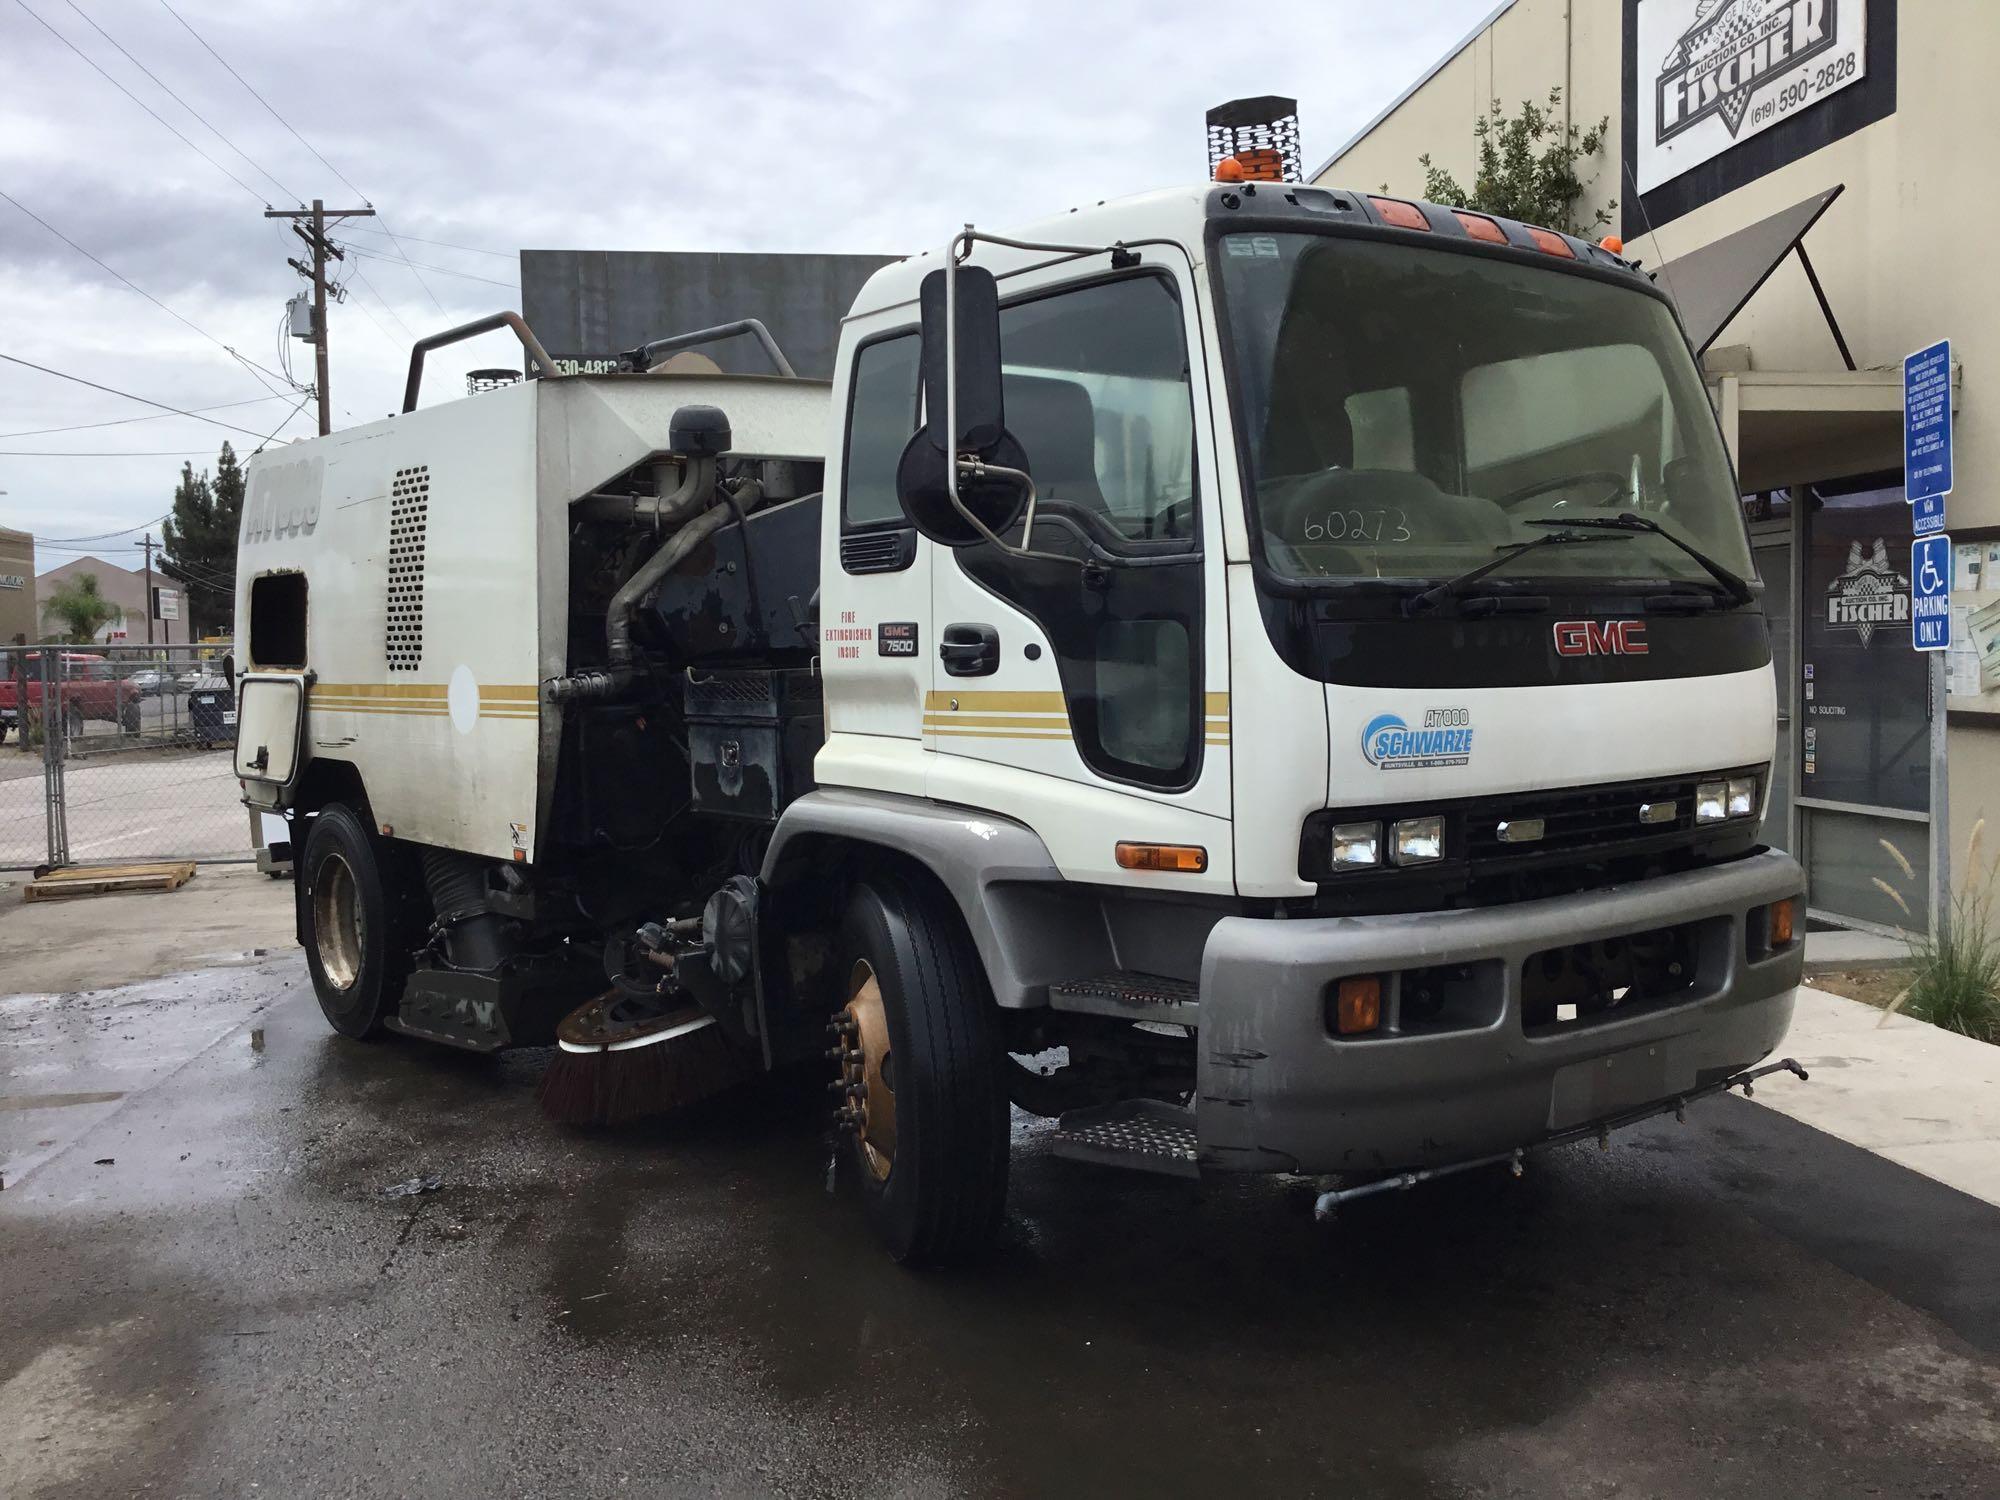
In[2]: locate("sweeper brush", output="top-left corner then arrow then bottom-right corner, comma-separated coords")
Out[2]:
538,991 -> 753,1126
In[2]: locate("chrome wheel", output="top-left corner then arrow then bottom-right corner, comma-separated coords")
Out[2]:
311,852 -> 365,991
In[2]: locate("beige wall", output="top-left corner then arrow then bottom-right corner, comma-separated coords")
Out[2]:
35,555 -> 155,643
1318,0 -> 1624,234
0,526 -> 35,645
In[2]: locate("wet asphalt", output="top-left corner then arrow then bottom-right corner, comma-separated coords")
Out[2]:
3,959 -> 1998,1499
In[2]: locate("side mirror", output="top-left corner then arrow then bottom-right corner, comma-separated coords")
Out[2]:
895,265 -> 1028,547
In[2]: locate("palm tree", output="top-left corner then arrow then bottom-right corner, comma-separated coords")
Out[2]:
41,572 -> 124,644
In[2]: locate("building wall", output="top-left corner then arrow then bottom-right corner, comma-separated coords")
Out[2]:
1316,0 -> 1624,235
34,555 -> 174,643
0,526 -> 36,644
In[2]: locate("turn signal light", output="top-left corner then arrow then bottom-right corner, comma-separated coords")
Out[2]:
1770,897 -> 1797,947
1335,975 -> 1383,1035
1116,841 -> 1208,874
1369,196 -> 1431,231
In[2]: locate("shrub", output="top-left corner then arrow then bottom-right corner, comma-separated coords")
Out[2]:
1878,823 -> 2000,1043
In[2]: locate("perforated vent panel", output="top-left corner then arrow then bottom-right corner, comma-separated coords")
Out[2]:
387,465 -> 429,670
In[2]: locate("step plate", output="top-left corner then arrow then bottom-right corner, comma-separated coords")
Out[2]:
1048,970 -> 1199,1023
1051,1100 -> 1199,1179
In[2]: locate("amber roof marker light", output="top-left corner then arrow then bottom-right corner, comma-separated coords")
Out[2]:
1213,156 -> 1248,183
1369,196 -> 1431,232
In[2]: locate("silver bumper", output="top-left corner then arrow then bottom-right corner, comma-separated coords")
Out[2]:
1196,850 -> 1805,1174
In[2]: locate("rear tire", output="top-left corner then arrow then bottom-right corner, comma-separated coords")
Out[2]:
300,802 -> 421,1039
838,872 -> 1009,1265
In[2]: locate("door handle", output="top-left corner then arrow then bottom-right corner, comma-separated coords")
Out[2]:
940,623 -> 1000,677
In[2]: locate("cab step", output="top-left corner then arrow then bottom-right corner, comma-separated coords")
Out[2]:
1047,970 -> 1199,1023
1051,1099 -> 1199,1178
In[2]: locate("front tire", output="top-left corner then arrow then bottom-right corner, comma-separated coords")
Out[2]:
837,873 -> 1008,1265
300,802 -> 420,1039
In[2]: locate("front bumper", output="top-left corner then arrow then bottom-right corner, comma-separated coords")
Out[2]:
1197,850 -> 1804,1174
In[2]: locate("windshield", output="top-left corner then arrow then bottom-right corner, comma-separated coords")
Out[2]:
1216,232 -> 1754,594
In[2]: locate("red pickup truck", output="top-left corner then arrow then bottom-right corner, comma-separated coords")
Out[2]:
0,650 -> 142,741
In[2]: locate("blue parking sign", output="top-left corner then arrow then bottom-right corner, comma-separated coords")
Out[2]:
1912,534 -> 1951,651
1905,341 -> 1952,501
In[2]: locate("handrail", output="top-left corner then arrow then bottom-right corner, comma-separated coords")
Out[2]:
622,318 -> 798,378
403,311 -> 560,413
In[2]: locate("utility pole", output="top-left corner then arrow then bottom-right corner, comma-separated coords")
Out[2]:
265,199 -> 375,435
142,531 -> 155,645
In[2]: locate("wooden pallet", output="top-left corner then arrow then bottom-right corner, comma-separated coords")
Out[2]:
22,862 -> 197,902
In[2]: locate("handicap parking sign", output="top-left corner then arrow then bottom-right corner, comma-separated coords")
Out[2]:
1912,534 -> 1951,651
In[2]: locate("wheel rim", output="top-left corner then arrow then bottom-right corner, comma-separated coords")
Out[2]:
835,960 -> 896,1181
312,852 -> 365,991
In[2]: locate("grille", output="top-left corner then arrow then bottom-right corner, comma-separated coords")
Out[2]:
1462,773 -> 1726,864
839,529 -> 913,574
386,465 -> 429,670
683,666 -> 822,721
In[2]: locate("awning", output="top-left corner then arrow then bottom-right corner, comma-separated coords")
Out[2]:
1653,186 -> 1846,358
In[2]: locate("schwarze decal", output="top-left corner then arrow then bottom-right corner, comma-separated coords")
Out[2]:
1362,708 -> 1473,770
1635,0 -> 1867,194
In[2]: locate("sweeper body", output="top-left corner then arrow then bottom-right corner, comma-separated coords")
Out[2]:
233,183 -> 1805,1263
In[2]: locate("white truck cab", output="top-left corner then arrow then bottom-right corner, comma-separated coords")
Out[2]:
235,182 -> 1805,1264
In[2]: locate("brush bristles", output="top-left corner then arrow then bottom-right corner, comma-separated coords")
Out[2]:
537,1023 -> 752,1126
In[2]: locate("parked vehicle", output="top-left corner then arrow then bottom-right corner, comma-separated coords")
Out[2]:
233,177 -> 1805,1263
0,649 -> 142,739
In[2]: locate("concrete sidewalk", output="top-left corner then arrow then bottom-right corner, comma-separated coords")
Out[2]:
1750,984 -> 2000,1210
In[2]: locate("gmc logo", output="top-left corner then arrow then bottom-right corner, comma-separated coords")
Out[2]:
1553,619 -> 1648,656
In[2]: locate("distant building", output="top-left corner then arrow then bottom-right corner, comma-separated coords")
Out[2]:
35,555 -> 182,644
0,526 -> 34,645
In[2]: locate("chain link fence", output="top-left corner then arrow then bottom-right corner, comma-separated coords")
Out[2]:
1,642 -> 256,870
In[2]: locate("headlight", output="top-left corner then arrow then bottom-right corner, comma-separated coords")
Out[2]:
1726,775 -> 1758,819
1390,814 -> 1444,864
1695,781 -> 1728,823
1328,821 -> 1380,870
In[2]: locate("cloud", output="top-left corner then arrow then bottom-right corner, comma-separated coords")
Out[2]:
1,0 -> 1495,545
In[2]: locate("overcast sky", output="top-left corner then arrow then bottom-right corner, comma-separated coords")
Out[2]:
1,0 -> 1495,566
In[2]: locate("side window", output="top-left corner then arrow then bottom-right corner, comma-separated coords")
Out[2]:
249,573 -> 308,668
959,271 -> 1206,790
841,333 -> 920,529
998,275 -> 1197,544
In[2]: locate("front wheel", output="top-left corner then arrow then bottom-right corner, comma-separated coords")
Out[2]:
834,873 -> 1009,1265
299,803 -> 421,1039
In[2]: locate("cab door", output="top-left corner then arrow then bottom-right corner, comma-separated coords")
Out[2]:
819,326 -> 930,748
925,252 -> 1232,836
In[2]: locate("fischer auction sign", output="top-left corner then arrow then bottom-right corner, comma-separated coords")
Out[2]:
1635,0 -> 1868,193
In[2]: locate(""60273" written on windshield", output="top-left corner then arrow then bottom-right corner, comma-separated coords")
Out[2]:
1301,508 -> 1412,544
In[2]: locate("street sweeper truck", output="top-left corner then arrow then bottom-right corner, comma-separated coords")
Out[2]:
232,177 -> 1806,1264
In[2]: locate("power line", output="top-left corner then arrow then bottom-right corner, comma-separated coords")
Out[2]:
58,0 -> 300,203
347,266 -> 413,336
0,448 -> 213,456
0,393 -> 284,440
155,0 -> 368,202
344,246 -> 518,290
0,187 -> 302,398
0,352 -> 294,439
35,515 -> 171,545
340,224 -> 516,261
12,0 -> 269,205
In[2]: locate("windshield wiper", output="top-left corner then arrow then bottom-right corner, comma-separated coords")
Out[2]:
1403,529 -> 1629,616
1523,512 -> 1754,607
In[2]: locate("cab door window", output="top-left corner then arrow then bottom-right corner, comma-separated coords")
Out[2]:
960,272 -> 1204,789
